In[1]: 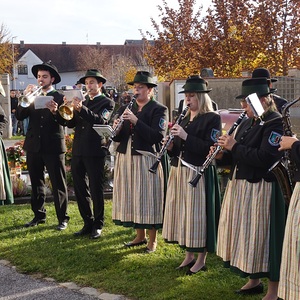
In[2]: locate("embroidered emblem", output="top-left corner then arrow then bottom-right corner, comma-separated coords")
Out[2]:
268,131 -> 282,146
159,118 -> 167,130
211,129 -> 220,142
102,109 -> 110,121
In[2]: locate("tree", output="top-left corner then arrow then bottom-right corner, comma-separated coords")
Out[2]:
143,0 -> 300,79
106,54 -> 137,92
76,46 -> 110,76
199,0 -> 257,77
0,24 -> 17,76
250,0 -> 300,75
144,0 -> 204,81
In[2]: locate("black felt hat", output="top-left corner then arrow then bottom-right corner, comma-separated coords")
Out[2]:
252,67 -> 278,83
31,61 -> 61,84
79,69 -> 107,84
127,71 -> 157,87
236,77 -> 277,99
179,75 -> 211,93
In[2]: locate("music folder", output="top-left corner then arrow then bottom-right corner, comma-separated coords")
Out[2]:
245,93 -> 264,118
93,125 -> 114,138
34,96 -> 54,109
63,89 -> 85,102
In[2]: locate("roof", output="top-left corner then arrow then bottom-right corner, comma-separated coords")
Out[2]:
15,42 -> 144,73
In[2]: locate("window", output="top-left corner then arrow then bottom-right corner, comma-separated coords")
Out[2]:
18,65 -> 28,75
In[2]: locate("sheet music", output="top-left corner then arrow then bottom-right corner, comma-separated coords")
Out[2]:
63,89 -> 85,102
34,96 -> 53,109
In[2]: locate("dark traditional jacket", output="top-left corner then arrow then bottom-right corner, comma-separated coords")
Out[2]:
66,94 -> 115,157
15,90 -> 66,154
168,112 -> 221,167
290,140 -> 300,182
113,99 -> 168,155
218,110 -> 284,182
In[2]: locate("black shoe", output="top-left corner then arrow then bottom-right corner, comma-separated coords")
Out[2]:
24,218 -> 46,227
235,282 -> 264,295
186,265 -> 207,275
74,225 -> 92,236
57,221 -> 68,231
124,239 -> 147,248
90,229 -> 102,239
175,259 -> 196,270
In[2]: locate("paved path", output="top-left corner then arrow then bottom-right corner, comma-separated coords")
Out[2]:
0,260 -> 126,300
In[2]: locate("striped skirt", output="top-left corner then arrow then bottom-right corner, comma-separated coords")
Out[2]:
112,141 -> 165,228
278,182 -> 300,300
162,163 -> 220,252
217,176 -> 272,274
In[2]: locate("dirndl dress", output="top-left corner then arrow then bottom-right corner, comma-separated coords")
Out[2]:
112,138 -> 165,229
162,162 -> 220,252
217,170 -> 286,281
278,182 -> 300,300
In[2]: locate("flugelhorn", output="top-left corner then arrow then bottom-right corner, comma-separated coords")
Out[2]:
18,82 -> 43,107
58,101 -> 74,120
59,89 -> 89,120
149,104 -> 190,174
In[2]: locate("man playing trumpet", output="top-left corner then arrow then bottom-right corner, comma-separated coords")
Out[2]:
65,69 -> 115,239
16,61 -> 70,231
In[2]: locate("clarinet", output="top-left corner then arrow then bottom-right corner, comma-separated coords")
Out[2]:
189,110 -> 247,187
149,104 -> 190,174
268,96 -> 300,205
102,94 -> 137,152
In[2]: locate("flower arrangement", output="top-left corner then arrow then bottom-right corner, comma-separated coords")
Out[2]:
65,133 -> 74,169
6,141 -> 27,171
217,167 -> 230,176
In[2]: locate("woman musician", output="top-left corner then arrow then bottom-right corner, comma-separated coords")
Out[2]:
214,78 -> 286,300
278,135 -> 300,300
162,75 -> 221,275
112,71 -> 168,253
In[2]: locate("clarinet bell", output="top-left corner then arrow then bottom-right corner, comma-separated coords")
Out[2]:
188,173 -> 203,188
149,160 -> 160,174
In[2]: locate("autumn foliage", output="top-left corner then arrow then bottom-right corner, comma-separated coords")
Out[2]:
143,0 -> 300,81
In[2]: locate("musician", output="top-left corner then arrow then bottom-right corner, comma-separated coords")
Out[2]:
66,69 -> 115,239
112,71 -> 168,253
15,61 -> 70,230
278,135 -> 300,300
252,67 -> 287,114
162,75 -> 221,275
215,78 -> 286,300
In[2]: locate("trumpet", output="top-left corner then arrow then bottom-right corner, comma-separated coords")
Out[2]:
18,83 -> 43,108
188,110 -> 247,187
149,104 -> 190,174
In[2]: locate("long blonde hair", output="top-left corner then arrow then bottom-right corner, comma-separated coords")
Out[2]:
196,92 -> 215,114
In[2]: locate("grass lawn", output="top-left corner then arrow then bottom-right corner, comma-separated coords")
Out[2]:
0,200 -> 267,300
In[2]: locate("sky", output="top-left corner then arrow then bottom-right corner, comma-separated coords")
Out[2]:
2,0 -> 212,45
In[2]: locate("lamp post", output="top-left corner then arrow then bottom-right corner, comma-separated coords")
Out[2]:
12,36 -> 17,90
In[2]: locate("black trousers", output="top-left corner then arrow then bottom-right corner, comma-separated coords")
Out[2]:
26,151 -> 69,223
71,155 -> 105,229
